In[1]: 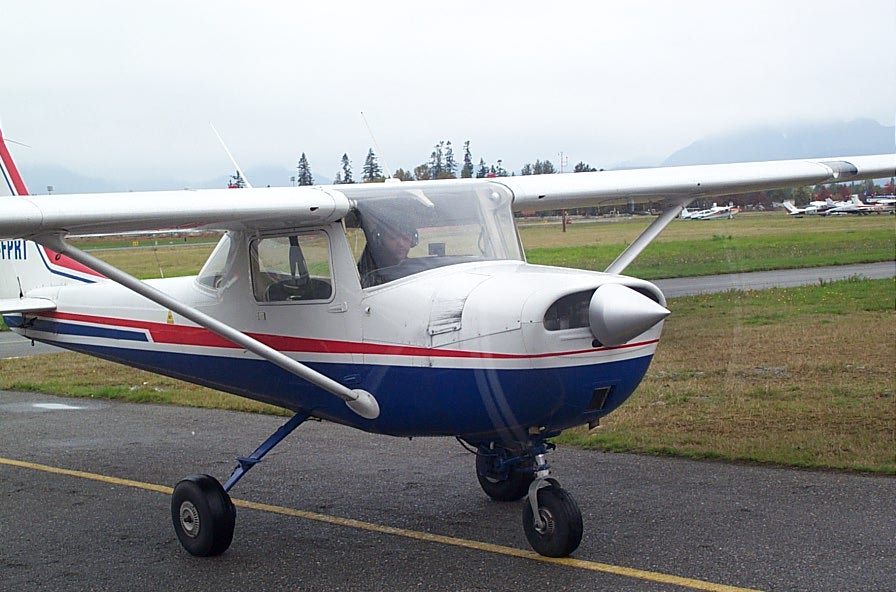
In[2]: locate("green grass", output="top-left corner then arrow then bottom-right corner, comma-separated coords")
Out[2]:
526,228 -> 895,278
69,235 -> 220,251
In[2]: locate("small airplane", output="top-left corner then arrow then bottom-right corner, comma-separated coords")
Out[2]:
782,200 -> 824,216
679,202 -> 739,220
847,194 -> 894,214
819,196 -> 870,216
1,125 -> 893,559
866,194 -> 896,208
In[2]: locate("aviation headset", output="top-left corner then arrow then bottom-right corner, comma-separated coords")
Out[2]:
372,223 -> 419,248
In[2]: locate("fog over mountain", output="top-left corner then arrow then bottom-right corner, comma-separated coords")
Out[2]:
16,120 -> 894,195
662,119 -> 894,167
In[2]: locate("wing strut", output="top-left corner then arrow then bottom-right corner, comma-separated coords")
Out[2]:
603,200 -> 690,275
38,235 -> 380,420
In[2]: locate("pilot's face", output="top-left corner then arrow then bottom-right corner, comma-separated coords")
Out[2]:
380,229 -> 413,265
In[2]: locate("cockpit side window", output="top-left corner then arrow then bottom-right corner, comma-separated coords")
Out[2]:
250,230 -> 333,302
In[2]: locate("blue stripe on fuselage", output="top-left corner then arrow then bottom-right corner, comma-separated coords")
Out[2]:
3,314 -> 23,328
27,338 -> 653,440
24,318 -> 149,342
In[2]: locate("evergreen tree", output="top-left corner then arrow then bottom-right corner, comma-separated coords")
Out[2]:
521,160 -> 555,175
362,148 -> 383,182
340,153 -> 353,184
429,141 -> 444,179
443,141 -> 457,179
535,160 -> 556,175
573,161 -> 597,173
476,158 -> 489,178
494,159 -> 508,177
461,141 -> 473,178
228,171 -> 246,188
333,172 -> 343,184
296,153 -> 314,186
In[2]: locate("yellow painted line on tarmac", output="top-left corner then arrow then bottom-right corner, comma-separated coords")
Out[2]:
1,456 -> 762,592
1,456 -> 175,494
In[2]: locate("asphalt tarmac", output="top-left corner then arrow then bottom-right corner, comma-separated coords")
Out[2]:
651,261 -> 895,298
1,390 -> 893,592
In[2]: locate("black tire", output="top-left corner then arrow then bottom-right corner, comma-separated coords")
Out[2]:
522,485 -> 583,557
476,451 -> 533,502
171,474 -> 236,557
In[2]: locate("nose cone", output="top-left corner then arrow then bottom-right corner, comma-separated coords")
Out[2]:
589,283 -> 670,346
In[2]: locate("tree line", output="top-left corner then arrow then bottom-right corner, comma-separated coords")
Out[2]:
286,141 -> 895,212
292,139 -> 598,186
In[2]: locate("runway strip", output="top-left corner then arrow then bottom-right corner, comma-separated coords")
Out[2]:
1,455 -> 760,592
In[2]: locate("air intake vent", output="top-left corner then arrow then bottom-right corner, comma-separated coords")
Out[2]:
589,386 -> 613,411
544,290 -> 595,331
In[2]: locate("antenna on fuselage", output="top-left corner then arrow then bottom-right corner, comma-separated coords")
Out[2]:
210,122 -> 253,189
0,120 -> 32,149
360,111 -> 393,180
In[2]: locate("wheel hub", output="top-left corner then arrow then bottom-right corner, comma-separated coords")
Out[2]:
534,508 -> 556,535
178,500 -> 201,538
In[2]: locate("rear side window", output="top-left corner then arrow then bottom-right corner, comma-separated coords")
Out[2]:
250,231 -> 333,302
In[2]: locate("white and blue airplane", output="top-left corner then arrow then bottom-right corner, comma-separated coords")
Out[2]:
1,126 -> 893,558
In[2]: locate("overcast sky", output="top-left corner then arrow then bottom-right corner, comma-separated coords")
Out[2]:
3,0 -> 894,185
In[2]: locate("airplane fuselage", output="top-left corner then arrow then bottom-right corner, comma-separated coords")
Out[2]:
5,223 -> 664,443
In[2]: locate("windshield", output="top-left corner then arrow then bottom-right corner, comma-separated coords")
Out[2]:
342,182 -> 521,287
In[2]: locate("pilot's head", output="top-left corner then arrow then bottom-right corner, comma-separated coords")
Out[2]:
372,221 -> 418,267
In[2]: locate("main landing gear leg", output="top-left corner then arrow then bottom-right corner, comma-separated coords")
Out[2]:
171,411 -> 311,557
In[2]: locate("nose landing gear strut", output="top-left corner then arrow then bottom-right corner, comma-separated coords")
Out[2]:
473,440 -> 583,557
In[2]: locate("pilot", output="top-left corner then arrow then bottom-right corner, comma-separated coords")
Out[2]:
358,220 -> 418,287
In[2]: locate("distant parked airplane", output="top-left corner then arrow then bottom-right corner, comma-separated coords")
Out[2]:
680,203 -> 739,220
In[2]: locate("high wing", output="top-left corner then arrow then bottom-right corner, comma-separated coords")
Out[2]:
1,153 -> 891,240
0,186 -> 352,238
501,154 -> 895,211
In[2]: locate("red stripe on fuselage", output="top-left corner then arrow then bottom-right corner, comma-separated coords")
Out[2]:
38,245 -> 106,279
37,311 -> 659,360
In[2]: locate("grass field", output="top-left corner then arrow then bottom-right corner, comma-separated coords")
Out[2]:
1,212 -> 894,472
56,213 -> 895,280
522,213 -> 895,277
556,278 -> 895,473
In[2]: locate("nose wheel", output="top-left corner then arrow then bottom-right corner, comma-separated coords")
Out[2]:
471,440 -> 584,557
523,482 -> 583,557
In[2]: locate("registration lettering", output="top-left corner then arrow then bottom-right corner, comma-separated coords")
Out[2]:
0,240 -> 27,260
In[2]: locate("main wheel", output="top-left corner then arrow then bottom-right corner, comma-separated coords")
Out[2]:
476,450 -> 533,502
522,485 -> 583,557
171,474 -> 236,557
